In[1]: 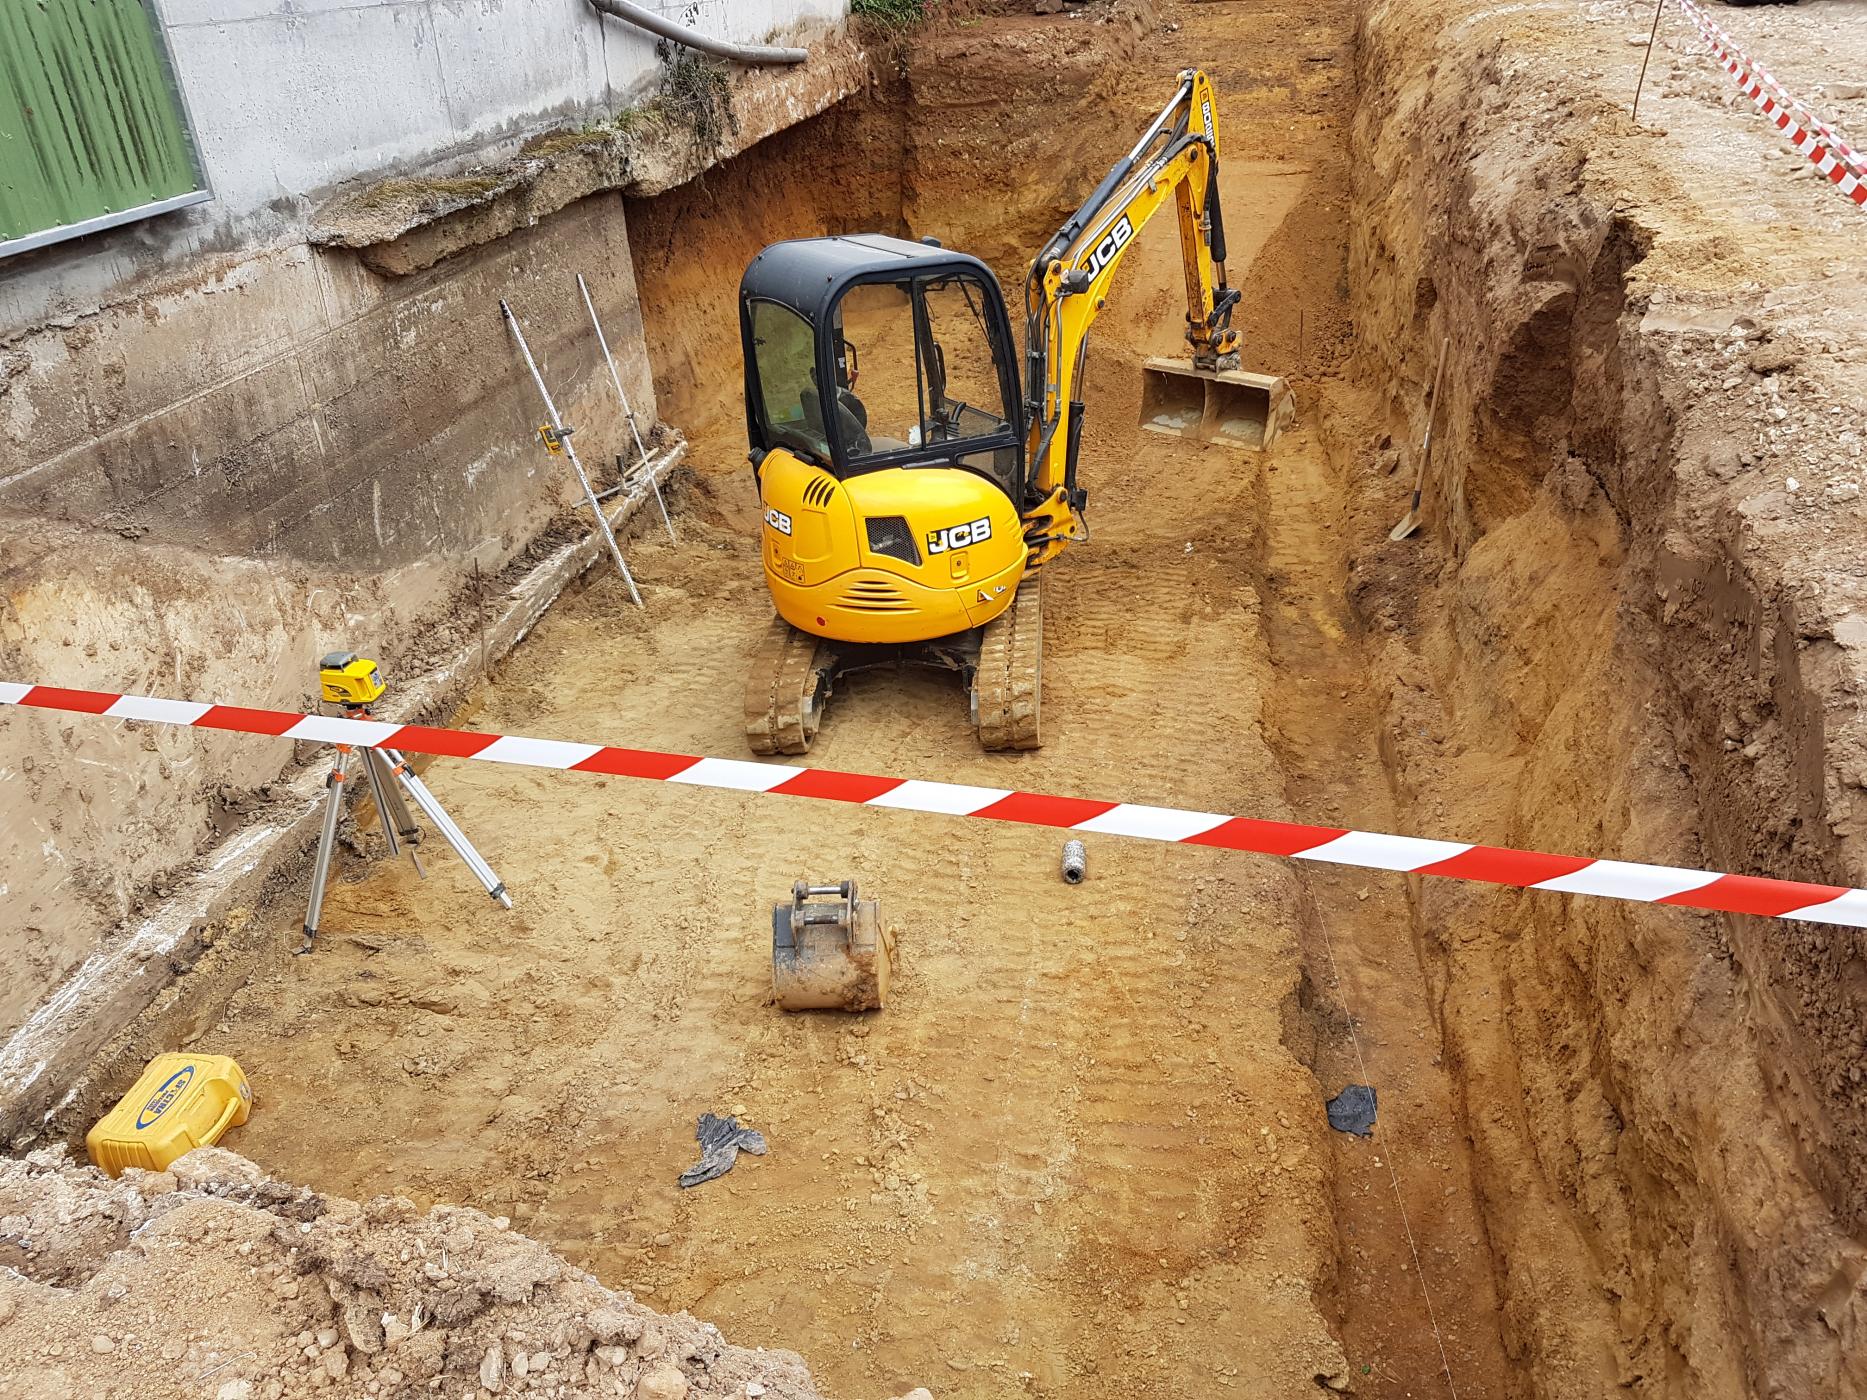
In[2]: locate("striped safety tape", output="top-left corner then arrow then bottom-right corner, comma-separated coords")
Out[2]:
1676,0 -> 1867,177
1675,0 -> 1867,207
4,679 -> 1865,927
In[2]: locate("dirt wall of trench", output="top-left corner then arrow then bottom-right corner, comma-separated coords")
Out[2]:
1345,0 -> 1867,1394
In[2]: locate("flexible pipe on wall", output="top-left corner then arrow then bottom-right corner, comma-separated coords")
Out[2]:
584,0 -> 808,65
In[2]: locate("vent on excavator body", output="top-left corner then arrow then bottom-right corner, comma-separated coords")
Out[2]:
839,579 -> 913,612
864,515 -> 920,565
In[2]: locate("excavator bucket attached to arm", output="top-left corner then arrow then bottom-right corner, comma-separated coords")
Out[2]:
1139,358 -> 1295,450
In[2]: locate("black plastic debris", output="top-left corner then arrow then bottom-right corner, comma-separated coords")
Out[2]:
677,1112 -> 769,1188
1326,1084 -> 1377,1136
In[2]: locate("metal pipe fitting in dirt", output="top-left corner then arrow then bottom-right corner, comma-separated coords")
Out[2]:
1061,839 -> 1087,885
583,0 -> 808,65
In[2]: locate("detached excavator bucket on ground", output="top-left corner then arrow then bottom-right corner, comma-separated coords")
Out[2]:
1139,357 -> 1296,450
772,880 -> 891,1012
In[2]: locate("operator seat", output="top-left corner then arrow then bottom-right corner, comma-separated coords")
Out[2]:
799,383 -> 913,460
800,385 -> 870,457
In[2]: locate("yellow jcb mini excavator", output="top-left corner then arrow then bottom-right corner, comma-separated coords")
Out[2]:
740,70 -> 1293,754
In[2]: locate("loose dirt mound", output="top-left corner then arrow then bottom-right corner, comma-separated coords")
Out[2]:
0,1146 -> 827,1400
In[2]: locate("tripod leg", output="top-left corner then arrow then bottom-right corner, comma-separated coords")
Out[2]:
383,750 -> 513,909
365,749 -> 425,877
301,752 -> 351,953
360,746 -> 400,861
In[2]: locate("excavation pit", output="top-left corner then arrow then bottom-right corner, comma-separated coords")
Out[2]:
8,0 -> 1867,1396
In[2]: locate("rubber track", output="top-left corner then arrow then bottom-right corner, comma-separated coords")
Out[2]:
975,574 -> 1042,751
743,615 -> 826,755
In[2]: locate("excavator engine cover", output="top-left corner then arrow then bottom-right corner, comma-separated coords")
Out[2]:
773,879 -> 890,1012
1139,358 -> 1295,450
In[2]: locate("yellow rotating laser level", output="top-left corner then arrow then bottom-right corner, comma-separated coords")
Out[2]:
319,651 -> 385,708
302,648 -> 511,952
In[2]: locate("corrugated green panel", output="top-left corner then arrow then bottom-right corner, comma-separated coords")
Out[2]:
0,0 -> 206,243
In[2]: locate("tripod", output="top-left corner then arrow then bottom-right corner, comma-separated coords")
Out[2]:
302,708 -> 511,952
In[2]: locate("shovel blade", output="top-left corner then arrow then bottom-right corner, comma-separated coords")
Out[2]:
1387,510 -> 1423,542
1139,359 -> 1295,450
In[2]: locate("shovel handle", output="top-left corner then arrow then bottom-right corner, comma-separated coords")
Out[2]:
1408,336 -> 1452,507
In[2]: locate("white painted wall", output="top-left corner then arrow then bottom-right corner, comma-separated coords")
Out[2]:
1,0 -> 845,327
159,0 -> 845,227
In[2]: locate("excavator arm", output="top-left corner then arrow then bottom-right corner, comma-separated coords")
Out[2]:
1019,69 -> 1274,567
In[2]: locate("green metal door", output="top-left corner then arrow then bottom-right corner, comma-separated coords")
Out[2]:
0,0 -> 209,258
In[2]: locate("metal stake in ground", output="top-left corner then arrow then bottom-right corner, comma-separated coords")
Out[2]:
1631,0 -> 1666,124
301,652 -> 512,952
500,298 -> 645,607
577,272 -> 676,543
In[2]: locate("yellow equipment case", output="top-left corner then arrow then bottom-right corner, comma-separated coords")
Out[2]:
85,1053 -> 252,1177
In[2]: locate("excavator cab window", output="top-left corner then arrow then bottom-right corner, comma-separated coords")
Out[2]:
749,299 -> 832,463
920,276 -> 1010,442
821,272 -> 1020,495
741,238 -> 1026,499
832,282 -> 922,454
920,275 -> 1021,495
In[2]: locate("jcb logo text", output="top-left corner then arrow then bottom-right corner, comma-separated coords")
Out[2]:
1085,216 -> 1135,279
927,517 -> 992,554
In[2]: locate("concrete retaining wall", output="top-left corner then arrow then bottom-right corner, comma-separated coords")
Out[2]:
3,0 -> 845,323
0,194 -> 661,1049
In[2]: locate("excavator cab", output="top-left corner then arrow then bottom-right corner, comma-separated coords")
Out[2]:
741,234 -> 1026,499
740,236 -> 1034,650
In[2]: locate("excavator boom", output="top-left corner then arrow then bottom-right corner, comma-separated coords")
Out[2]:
1019,69 -> 1293,565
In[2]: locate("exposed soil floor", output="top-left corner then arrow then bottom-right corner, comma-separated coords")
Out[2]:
83,2 -> 1524,1397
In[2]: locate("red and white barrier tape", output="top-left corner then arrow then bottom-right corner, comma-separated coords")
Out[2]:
1675,0 -> 1867,206
4,679 -> 1864,927
1677,0 -> 1867,176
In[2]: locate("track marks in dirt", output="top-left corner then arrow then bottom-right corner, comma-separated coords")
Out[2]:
207,496 -> 1347,1398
